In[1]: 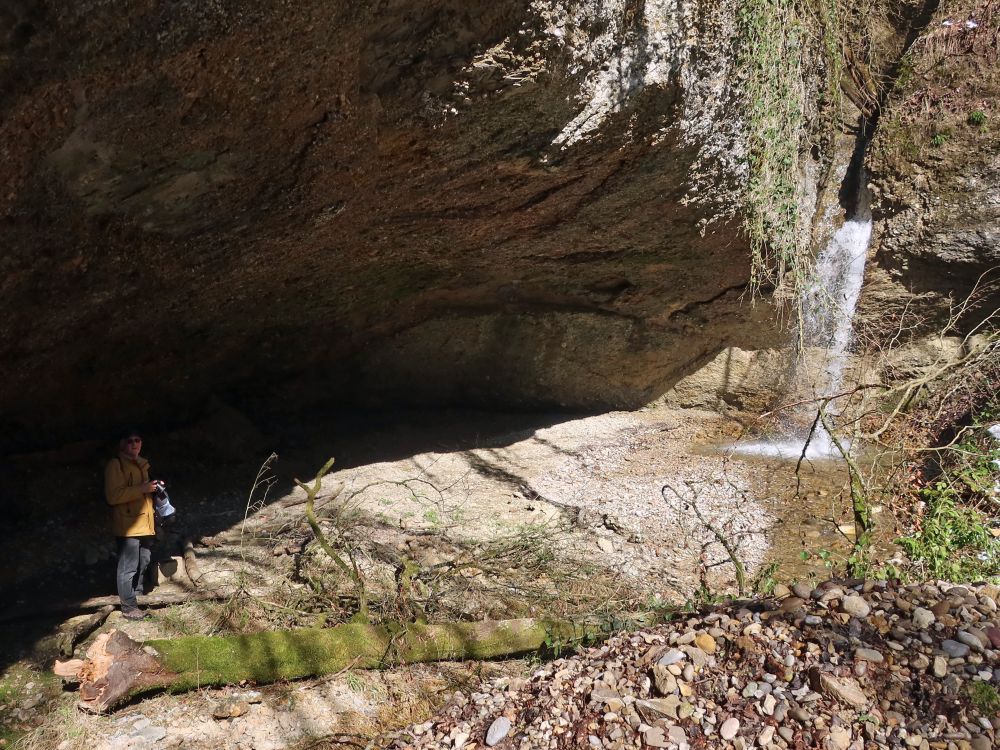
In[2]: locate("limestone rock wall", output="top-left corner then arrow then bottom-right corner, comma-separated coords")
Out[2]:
1,0 -> 985,451
0,0 -> 787,449
866,0 -> 1000,335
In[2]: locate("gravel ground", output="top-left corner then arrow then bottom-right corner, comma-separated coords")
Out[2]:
388,580 -> 1000,750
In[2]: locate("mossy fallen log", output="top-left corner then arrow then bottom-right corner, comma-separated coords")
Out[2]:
58,605 -> 114,657
0,589 -> 233,622
67,615 -> 650,713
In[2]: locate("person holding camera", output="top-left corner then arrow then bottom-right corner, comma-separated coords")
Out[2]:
104,430 -> 164,620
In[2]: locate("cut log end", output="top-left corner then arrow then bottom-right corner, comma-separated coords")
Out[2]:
66,630 -> 179,713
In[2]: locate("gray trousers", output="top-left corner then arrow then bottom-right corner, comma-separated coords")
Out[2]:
116,536 -> 154,612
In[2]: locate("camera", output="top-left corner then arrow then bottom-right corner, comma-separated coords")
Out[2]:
152,481 -> 177,519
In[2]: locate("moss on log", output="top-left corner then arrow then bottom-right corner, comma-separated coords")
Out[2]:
71,616 -> 636,712
150,618 -> 588,692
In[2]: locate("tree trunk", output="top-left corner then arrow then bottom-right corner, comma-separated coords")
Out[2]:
65,615 -> 650,713
0,590 -> 233,623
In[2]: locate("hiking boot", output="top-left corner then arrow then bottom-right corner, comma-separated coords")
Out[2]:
122,608 -> 150,621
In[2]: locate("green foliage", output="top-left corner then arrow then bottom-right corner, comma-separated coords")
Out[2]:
751,562 -> 781,595
644,594 -> 683,620
897,483 -> 998,581
968,681 -> 1000,715
737,0 -> 809,296
931,132 -> 950,147
799,548 -> 836,570
967,110 -> 987,127
893,53 -> 914,93
344,672 -> 365,693
818,0 -> 844,110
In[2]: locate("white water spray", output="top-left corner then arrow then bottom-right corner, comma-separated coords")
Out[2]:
733,174 -> 873,460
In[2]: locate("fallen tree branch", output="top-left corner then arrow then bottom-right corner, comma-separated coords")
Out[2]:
58,605 -> 114,657
278,480 -> 345,509
295,458 -> 370,620
182,539 -> 204,587
0,590 -> 234,623
63,613 -> 658,713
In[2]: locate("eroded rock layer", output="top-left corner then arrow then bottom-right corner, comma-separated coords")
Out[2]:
2,0 -> 995,451
2,0 -> 790,450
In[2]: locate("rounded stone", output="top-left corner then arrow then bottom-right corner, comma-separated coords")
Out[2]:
855,648 -> 884,663
485,717 -> 511,747
792,582 -> 813,599
696,633 -> 718,654
912,607 -> 935,629
941,640 -> 970,658
658,649 -> 686,666
721,717 -> 740,740
841,595 -> 871,618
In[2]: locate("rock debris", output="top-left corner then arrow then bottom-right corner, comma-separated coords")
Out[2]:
389,581 -> 1000,749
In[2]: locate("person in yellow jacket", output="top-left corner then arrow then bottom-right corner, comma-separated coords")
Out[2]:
105,430 -> 161,620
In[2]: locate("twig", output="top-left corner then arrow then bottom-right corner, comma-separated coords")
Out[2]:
296,458 -> 370,620
298,656 -> 363,690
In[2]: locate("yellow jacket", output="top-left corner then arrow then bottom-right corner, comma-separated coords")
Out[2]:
105,454 -> 155,537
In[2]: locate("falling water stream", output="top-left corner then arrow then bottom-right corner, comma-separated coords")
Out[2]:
732,171 -> 873,460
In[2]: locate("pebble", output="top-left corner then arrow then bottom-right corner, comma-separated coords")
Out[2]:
695,633 -> 717,654
792,582 -> 813,599
932,600 -> 952,617
720,717 -> 740,740
658,649 -> 685,666
388,582 -> 1000,750
818,674 -> 868,708
985,627 -> 1000,649
829,726 -> 851,750
762,693 -> 776,715
485,716 -> 511,746
941,640 -> 971,658
212,700 -> 250,720
757,725 -> 774,746
854,648 -> 884,663
957,631 -> 985,652
652,666 -> 677,695
643,727 -> 668,747
841,595 -> 871,618
912,607 -> 936,629
934,656 -> 949,677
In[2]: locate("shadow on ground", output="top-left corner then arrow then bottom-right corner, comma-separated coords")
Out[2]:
0,405 -> 590,675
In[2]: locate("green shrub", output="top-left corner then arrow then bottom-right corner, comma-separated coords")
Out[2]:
967,110 -> 987,127
931,132 -> 950,147
897,483 -> 998,581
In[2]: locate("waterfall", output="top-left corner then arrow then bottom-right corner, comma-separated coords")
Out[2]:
733,172 -> 873,460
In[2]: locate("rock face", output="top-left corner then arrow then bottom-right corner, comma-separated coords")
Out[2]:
0,0 -> 809,450
1,0 -> 989,451
866,0 -> 1000,332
